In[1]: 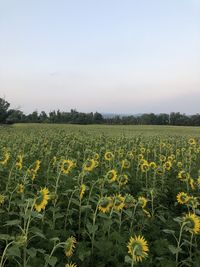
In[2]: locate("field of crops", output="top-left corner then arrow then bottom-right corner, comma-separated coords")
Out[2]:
1,124 -> 200,267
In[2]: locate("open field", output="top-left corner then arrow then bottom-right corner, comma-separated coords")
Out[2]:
1,124 -> 200,267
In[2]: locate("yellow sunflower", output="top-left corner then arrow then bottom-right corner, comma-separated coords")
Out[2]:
0,194 -> 5,205
178,171 -> 190,182
80,184 -> 86,200
98,196 -> 113,213
138,197 -> 147,209
106,170 -> 117,183
149,162 -> 157,170
188,138 -> 196,146
17,183 -> 24,194
113,194 -> 125,211
104,152 -> 114,161
83,159 -> 96,172
118,174 -> 128,186
121,159 -> 131,169
0,151 -> 10,165
183,213 -> 200,234
34,187 -> 50,212
140,163 -> 149,172
127,235 -> 149,262
163,161 -> 172,171
64,236 -> 77,257
61,159 -> 75,174
16,155 -> 23,170
176,192 -> 190,205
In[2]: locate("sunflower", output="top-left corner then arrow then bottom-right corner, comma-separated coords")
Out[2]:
121,159 -> 130,169
80,184 -> 86,200
189,178 -> 195,190
65,263 -> 77,267
0,151 -> 10,165
140,147 -> 146,154
118,174 -> 128,186
104,152 -> 114,161
160,155 -> 166,163
138,197 -> 147,209
113,194 -> 125,211
16,155 -> 23,170
188,196 -> 199,209
124,194 -> 136,208
163,161 -> 172,171
17,183 -> 24,194
93,153 -> 99,160
177,162 -> 183,169
178,171 -> 190,182
140,163 -> 149,172
127,235 -> 149,262
34,187 -> 50,212
127,151 -> 134,160
149,162 -> 157,170
61,159 -> 75,174
83,159 -> 96,172
106,170 -> 117,183
98,196 -> 113,213
188,138 -> 196,146
176,192 -> 190,205
64,236 -> 77,257
0,194 -> 5,205
183,213 -> 200,234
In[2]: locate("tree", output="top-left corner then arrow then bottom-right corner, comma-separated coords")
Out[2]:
0,97 -> 10,123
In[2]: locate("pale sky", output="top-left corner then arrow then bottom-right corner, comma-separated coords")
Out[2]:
0,0 -> 200,114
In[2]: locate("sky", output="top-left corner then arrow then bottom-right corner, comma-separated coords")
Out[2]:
0,0 -> 200,114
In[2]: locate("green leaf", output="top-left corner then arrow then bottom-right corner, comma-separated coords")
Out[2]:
168,245 -> 182,255
125,255 -> 133,264
6,246 -> 21,258
4,220 -> 20,226
163,229 -> 175,235
44,255 -> 57,267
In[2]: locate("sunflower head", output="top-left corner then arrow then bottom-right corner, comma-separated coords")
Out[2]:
106,170 -> 117,183
98,196 -> 113,213
149,162 -> 157,170
34,187 -> 50,212
188,138 -> 196,146
178,171 -> 190,182
104,152 -> 114,161
61,159 -> 75,174
80,184 -> 86,200
138,197 -> 148,209
0,194 -> 5,205
121,159 -> 130,169
140,163 -> 149,172
183,213 -> 200,234
163,161 -> 172,171
118,174 -> 128,186
113,194 -> 125,211
65,263 -> 77,267
176,192 -> 190,205
64,236 -> 77,257
83,159 -> 96,172
17,183 -> 24,194
127,235 -> 149,262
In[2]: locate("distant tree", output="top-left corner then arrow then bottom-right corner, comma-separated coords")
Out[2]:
0,97 -> 10,123
93,112 -> 104,124
6,109 -> 24,124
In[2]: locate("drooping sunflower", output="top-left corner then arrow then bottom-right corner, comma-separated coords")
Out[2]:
183,213 -> 200,234
83,159 -> 96,172
34,187 -> 50,212
98,196 -> 113,213
64,236 -> 77,257
176,192 -> 190,205
61,159 -> 75,174
127,235 -> 149,262
106,170 -> 117,183
80,184 -> 86,200
138,197 -> 147,209
104,152 -> 114,161
188,196 -> 199,209
113,194 -> 125,211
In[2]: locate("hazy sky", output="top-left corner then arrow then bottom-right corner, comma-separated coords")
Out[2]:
0,0 -> 200,114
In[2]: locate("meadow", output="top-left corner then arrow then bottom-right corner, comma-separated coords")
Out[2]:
1,124 -> 200,267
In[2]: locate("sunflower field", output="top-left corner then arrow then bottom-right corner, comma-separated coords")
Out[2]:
1,124 -> 200,267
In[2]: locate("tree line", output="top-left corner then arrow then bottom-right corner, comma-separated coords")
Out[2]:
1,97 -> 200,126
